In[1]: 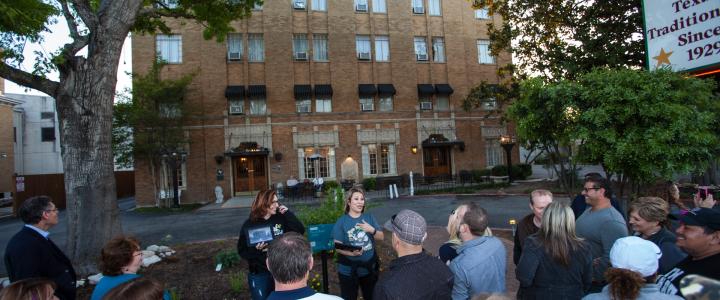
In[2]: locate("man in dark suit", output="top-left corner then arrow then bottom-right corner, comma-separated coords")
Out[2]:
5,196 -> 77,300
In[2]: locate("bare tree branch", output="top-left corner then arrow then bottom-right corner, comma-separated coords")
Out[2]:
0,62 -> 60,97
60,0 -> 81,40
70,0 -> 98,30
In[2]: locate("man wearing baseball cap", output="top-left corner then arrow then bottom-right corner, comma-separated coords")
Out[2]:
657,207 -> 720,296
373,209 -> 453,300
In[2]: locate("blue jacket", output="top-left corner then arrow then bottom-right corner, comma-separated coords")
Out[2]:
449,236 -> 506,299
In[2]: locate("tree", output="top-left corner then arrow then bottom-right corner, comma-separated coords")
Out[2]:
114,61 -> 196,206
471,0 -> 644,80
0,0 -> 260,273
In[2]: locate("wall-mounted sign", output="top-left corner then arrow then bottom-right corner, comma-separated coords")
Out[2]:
642,0 -> 720,72
16,177 -> 25,192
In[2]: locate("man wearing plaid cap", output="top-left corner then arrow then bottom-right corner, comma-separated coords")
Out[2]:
449,202 -> 506,299
657,207 -> 720,296
373,209 -> 453,300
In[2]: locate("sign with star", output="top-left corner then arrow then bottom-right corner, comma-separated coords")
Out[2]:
642,0 -> 720,73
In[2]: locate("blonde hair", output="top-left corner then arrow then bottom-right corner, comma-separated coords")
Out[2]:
629,197 -> 669,226
0,278 -> 56,300
446,205 -> 466,246
538,202 -> 584,266
530,189 -> 553,205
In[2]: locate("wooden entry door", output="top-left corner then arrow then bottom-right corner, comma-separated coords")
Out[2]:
423,147 -> 451,177
234,156 -> 268,194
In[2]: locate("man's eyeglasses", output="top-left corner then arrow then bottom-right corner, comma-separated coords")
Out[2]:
583,187 -> 601,192
450,209 -> 455,216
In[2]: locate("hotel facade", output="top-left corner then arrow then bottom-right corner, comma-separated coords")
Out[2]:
132,0 -> 516,206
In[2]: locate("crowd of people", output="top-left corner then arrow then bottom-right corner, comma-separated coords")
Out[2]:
2,174 -> 719,299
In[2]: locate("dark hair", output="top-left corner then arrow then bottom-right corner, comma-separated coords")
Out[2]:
584,173 -> 613,199
461,202 -> 488,236
102,277 -> 164,300
344,187 -> 366,214
605,268 -> 656,300
267,232 -> 312,284
250,190 -> 277,222
18,196 -> 53,225
0,277 -> 56,300
100,236 -> 141,276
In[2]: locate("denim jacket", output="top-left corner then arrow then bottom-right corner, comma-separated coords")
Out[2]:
449,236 -> 506,299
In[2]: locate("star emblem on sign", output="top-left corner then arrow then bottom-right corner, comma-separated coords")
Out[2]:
653,48 -> 673,68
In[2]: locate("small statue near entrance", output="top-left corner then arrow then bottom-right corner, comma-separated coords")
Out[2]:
214,185 -> 224,203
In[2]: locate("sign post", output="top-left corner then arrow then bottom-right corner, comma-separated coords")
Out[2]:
308,224 -> 334,293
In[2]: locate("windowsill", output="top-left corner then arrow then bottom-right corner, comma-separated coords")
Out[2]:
157,61 -> 182,65
416,60 -> 430,63
227,59 -> 243,63
311,10 -> 328,12
428,15 -> 442,17
357,60 -> 373,62
355,11 -> 369,14
433,61 -> 447,64
478,63 -> 497,65
376,60 -> 390,63
294,60 -> 310,62
248,61 -> 265,63
313,60 -> 329,63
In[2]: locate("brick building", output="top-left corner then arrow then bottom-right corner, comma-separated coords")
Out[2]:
132,0 -> 517,206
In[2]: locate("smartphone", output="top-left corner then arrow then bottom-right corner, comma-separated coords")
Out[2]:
699,187 -> 710,199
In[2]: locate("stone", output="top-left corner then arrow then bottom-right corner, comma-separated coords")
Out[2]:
157,246 -> 171,252
147,245 -> 160,252
143,255 -> 162,267
141,250 -> 155,258
88,273 -> 104,285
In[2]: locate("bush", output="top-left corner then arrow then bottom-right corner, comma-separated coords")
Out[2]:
472,169 -> 492,182
323,180 -> 339,193
491,165 -> 508,176
297,188 -> 346,225
362,177 -> 376,191
215,250 -> 240,268
517,163 -> 533,178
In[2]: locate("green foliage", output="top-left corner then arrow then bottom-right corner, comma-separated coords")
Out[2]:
323,180 -> 339,193
308,272 -> 322,292
228,272 -> 246,294
0,0 -> 58,64
472,169 -> 492,182
362,178 -> 377,191
517,164 -> 533,179
298,188 -> 346,225
215,250 -> 241,268
414,182 -> 510,195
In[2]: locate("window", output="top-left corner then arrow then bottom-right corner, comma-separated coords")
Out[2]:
248,33 -> 264,62
372,0 -> 386,13
356,35 -> 372,60
40,112 -> 54,119
360,97 -> 374,111
227,33 -> 243,61
375,35 -> 390,61
293,0 -> 307,9
412,0 -> 424,14
300,147 -> 335,179
312,0 -> 326,11
249,97 -> 266,115
428,0 -> 441,15
477,39 -> 495,64
475,8 -> 489,19
414,37 -> 428,61
362,144 -> 396,176
316,97 -> 332,112
162,161 -> 187,198
485,139 -> 504,167
355,0 -> 369,12
293,34 -> 309,60
482,97 -> 497,110
419,95 -> 432,110
313,34 -> 329,61
156,35 -> 182,63
158,102 -> 181,118
41,127 -> 55,142
296,98 -> 312,113
378,96 -> 393,112
432,37 -> 445,62
435,95 -> 449,111
229,99 -> 244,115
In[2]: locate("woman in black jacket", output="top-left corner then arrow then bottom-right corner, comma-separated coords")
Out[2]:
237,190 -> 305,300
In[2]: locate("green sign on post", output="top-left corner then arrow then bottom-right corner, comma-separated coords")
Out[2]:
308,223 -> 334,252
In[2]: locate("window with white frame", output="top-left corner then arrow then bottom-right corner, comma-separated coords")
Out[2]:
296,98 -> 312,113
312,0 -> 327,11
313,34 -> 328,61
419,95 -> 432,110
362,144 -> 396,176
293,34 -> 309,60
248,33 -> 264,62
249,97 -> 266,115
356,35 -> 372,60
432,37 -> 445,62
360,97 -> 374,111
156,35 -> 182,63
482,97 -> 497,110
293,0 -> 307,9
316,97 -> 332,112
435,95 -> 449,111
475,8 -> 489,19
355,0 -> 369,12
378,96 -> 393,112
227,33 -> 243,61
299,147 -> 335,179
477,39 -> 495,64
411,0 -> 424,14
229,99 -> 244,115
372,0 -> 386,13
158,102 -> 181,118
414,37 -> 428,61
485,139 -> 504,167
428,0 -> 441,15
375,35 -> 390,61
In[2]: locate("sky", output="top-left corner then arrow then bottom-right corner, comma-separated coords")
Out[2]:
3,19 -> 133,98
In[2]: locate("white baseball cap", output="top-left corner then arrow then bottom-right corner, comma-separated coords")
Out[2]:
609,236 -> 662,277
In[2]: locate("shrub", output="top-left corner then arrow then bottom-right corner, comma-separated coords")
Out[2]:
323,180 -> 339,193
491,165 -> 508,176
298,188 -> 346,225
362,177 -> 376,191
229,272 -> 246,293
215,250 -> 240,268
517,163 -> 533,178
472,169 -> 492,182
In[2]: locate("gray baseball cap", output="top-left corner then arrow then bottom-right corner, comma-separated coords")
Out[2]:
384,209 -> 427,245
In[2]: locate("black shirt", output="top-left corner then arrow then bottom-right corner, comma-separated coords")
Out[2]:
373,252 -> 453,300
656,252 -> 720,296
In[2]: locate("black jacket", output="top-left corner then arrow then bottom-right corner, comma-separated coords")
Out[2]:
4,226 -> 77,300
373,252 -> 453,300
237,211 -> 305,273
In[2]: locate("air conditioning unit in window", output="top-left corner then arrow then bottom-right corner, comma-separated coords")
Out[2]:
413,6 -> 425,14
294,52 -> 308,60
356,3 -> 368,11
416,54 -> 428,61
361,103 -> 375,111
297,105 -> 311,113
293,1 -> 306,9
358,52 -> 371,60
230,106 -> 244,115
482,100 -> 497,110
228,52 -> 242,61
420,102 -> 432,110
